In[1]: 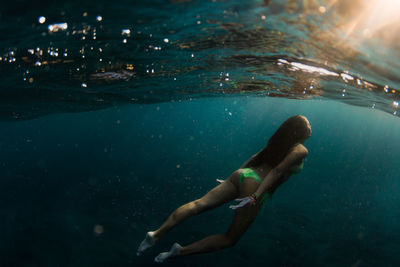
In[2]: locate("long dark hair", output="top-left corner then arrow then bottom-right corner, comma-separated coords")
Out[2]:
250,115 -> 310,168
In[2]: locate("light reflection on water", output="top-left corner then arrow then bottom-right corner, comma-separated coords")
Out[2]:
0,0 -> 399,121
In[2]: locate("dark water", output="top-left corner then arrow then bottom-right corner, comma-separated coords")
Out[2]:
1,0 -> 400,266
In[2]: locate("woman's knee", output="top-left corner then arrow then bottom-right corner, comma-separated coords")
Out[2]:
222,234 -> 239,248
191,199 -> 207,214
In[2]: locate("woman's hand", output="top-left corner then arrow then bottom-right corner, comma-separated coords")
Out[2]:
229,196 -> 256,210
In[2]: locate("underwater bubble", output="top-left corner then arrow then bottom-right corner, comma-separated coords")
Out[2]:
48,23 -> 68,32
93,225 -> 104,236
122,29 -> 131,36
38,16 -> 46,24
384,85 -> 389,93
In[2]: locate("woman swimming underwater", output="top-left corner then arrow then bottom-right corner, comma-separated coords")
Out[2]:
137,115 -> 312,262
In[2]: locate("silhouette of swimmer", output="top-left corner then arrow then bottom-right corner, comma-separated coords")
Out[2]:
137,115 -> 312,262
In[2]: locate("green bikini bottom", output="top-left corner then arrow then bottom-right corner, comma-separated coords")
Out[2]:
239,168 -> 270,204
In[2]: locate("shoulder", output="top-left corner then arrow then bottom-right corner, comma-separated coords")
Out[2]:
274,144 -> 308,174
291,143 -> 308,157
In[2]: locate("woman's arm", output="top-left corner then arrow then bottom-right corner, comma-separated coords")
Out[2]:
230,146 -> 308,209
254,146 -> 308,198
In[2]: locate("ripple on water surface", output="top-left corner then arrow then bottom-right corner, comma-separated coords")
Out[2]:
0,0 -> 399,121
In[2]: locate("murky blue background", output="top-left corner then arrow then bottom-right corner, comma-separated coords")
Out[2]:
1,0 -> 400,266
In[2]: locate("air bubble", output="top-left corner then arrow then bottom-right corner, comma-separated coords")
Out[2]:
38,16 -> 46,24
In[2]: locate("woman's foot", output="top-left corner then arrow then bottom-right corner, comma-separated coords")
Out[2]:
137,231 -> 156,255
154,243 -> 182,263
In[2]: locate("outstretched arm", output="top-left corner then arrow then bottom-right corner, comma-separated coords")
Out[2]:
230,146 -> 308,209
254,146 -> 307,198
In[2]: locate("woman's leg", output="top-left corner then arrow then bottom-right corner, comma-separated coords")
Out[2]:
137,171 -> 239,255
156,178 -> 262,260
153,173 -> 238,240
174,208 -> 260,256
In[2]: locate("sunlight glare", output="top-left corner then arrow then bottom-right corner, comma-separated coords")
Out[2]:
343,0 -> 400,38
362,0 -> 400,33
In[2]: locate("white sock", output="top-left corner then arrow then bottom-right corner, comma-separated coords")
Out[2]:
154,243 -> 182,263
137,231 -> 155,256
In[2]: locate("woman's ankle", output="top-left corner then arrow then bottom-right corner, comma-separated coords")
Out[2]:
152,230 -> 161,242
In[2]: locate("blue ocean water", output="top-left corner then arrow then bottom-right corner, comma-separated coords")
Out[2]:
1,0 -> 400,266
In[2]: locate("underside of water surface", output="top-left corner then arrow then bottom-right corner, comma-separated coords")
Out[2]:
0,0 -> 399,120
